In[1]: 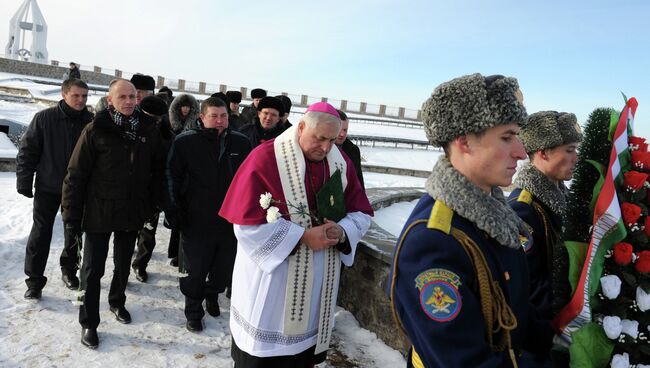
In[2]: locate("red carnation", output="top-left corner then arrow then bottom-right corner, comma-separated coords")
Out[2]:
632,151 -> 650,171
629,136 -> 648,152
635,250 -> 650,274
624,170 -> 649,192
614,242 -> 634,266
621,202 -> 642,226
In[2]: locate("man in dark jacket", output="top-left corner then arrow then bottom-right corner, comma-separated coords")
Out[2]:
62,79 -> 164,349
226,90 -> 243,130
238,87 -> 266,126
335,110 -> 364,189
16,78 -> 93,299
165,96 -> 252,332
238,96 -> 286,148
67,62 -> 81,80
276,94 -> 293,128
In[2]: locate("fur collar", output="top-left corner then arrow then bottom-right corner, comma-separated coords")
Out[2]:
514,162 -> 567,216
425,156 -> 526,249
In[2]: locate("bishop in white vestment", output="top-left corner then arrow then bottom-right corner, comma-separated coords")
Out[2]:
219,102 -> 373,367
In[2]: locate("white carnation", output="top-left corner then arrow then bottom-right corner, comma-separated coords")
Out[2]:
621,319 -> 639,339
637,286 -> 650,312
600,275 -> 622,300
602,315 -> 622,340
610,352 -> 629,368
259,192 -> 273,210
266,206 -> 281,223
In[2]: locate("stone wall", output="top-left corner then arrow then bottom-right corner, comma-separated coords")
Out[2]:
0,57 -> 115,85
338,188 -> 426,355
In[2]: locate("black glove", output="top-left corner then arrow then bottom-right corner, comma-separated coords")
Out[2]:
64,221 -> 82,235
17,187 -> 33,198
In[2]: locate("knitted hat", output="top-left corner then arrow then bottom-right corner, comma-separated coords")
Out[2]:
275,95 -> 292,114
140,95 -> 168,117
251,88 -> 267,99
130,74 -> 155,92
520,111 -> 582,153
257,96 -> 284,115
422,73 -> 527,147
226,90 -> 242,103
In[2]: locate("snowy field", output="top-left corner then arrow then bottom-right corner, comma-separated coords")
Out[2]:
372,199 -> 420,237
0,173 -> 406,368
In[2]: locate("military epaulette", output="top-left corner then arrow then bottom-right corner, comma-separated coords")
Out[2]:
517,189 -> 533,205
427,200 -> 453,234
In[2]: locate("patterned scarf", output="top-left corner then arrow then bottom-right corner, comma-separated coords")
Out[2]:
108,105 -> 140,141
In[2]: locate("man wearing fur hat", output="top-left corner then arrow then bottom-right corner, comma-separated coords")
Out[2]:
219,102 -> 373,366
508,111 -> 582,322
130,74 -> 156,104
226,90 -> 243,130
238,88 -> 266,127
239,96 -> 287,147
389,74 -> 553,367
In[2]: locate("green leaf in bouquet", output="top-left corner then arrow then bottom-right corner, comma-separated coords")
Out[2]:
620,269 -> 638,287
315,169 -> 345,223
568,322 -> 615,368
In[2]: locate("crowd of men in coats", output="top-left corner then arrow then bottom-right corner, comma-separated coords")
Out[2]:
14,73 -> 365,354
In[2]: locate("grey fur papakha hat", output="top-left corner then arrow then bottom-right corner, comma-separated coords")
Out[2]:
520,111 -> 582,153
421,73 -> 527,147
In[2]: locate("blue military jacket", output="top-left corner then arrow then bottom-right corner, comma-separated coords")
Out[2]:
389,194 -> 552,367
508,188 -> 563,320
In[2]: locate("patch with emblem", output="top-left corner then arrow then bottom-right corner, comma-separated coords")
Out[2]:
414,269 -> 462,322
520,230 -> 533,253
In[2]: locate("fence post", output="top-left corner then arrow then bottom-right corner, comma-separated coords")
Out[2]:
417,110 -> 422,120
398,107 -> 405,119
50,60 -> 59,66
301,95 -> 308,106
157,76 -> 164,88
115,69 -> 122,78
178,79 -> 186,91
321,97 -> 328,103
240,87 -> 248,99
93,66 -> 101,73
340,100 -> 348,111
379,104 -> 386,116
199,82 -> 206,94
360,102 -> 367,113
220,84 -> 227,93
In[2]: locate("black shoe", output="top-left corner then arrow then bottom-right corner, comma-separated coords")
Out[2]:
205,297 -> 220,317
62,273 -> 79,290
81,328 -> 98,349
24,288 -> 41,300
133,266 -> 148,283
170,257 -> 178,267
109,305 -> 132,324
186,319 -> 203,332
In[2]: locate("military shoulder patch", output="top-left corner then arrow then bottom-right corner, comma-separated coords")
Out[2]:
520,224 -> 534,253
414,269 -> 462,322
517,189 -> 533,205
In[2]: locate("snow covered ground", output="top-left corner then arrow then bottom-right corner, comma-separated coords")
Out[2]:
372,199 -> 420,237
0,172 -> 406,368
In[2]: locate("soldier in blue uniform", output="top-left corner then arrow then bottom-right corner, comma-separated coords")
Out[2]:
508,111 -> 582,320
389,74 -> 554,367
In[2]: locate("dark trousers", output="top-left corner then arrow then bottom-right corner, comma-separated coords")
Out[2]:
231,338 -> 326,368
179,227 -> 236,320
24,190 -> 81,290
79,231 -> 137,329
132,212 -> 159,270
168,228 -> 180,259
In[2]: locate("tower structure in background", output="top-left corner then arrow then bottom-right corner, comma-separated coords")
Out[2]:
5,0 -> 48,63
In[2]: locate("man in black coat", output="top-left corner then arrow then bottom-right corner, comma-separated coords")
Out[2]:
238,87 -> 266,127
165,97 -> 252,332
62,79 -> 164,349
238,96 -> 286,148
16,78 -> 93,299
226,90 -> 243,130
335,110 -> 364,189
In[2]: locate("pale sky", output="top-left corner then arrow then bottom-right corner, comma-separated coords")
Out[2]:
1,0 -> 649,136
